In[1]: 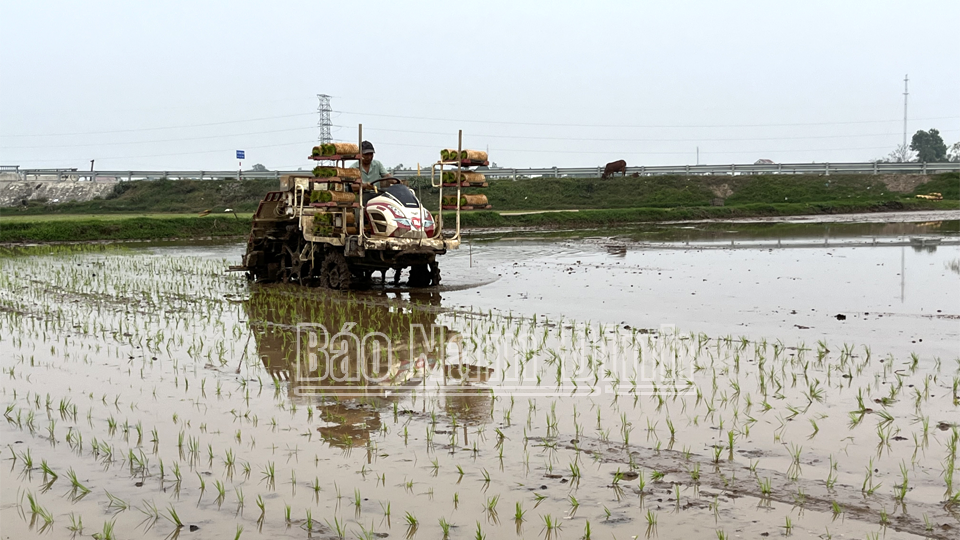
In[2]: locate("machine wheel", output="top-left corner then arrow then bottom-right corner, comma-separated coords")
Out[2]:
278,244 -> 296,283
408,263 -> 440,288
295,259 -> 317,287
247,240 -> 284,282
292,244 -> 321,287
320,251 -> 353,290
408,264 -> 430,287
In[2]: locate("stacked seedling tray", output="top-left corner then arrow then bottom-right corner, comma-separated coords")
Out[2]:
305,143 -> 362,237
437,148 -> 492,211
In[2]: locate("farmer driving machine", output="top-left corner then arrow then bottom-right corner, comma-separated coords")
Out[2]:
234,127 -> 489,289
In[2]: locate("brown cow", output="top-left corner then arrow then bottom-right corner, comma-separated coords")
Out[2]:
601,160 -> 627,179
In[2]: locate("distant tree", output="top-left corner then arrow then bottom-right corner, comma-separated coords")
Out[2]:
389,163 -> 404,172
250,163 -> 268,172
948,141 -> 960,163
910,129 -> 947,162
872,144 -> 915,163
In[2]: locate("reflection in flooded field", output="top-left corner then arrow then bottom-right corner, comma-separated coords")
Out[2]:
244,287 -> 493,448
1,219 -> 958,540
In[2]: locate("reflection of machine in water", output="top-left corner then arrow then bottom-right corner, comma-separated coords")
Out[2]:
244,286 -> 493,448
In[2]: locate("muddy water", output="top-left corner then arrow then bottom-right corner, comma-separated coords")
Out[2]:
1,214 -> 959,540
444,217 -> 960,360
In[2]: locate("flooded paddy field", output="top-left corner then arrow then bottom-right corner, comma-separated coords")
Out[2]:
2,212 -> 959,539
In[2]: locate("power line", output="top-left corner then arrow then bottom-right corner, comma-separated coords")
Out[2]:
370,141 -> 895,155
7,139 -> 315,164
10,124 -> 952,151
351,126 -> 959,143
486,145 -> 896,156
4,110 -> 958,138
0,112 -> 316,138
492,146 -> 889,156
2,126 -> 316,149
336,110 -> 960,129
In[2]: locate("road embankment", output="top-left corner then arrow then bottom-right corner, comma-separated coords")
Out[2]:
2,198 -> 957,244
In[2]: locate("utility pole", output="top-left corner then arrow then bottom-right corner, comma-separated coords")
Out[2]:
317,94 -> 333,144
900,245 -> 905,303
696,147 -> 699,165
902,75 -> 909,154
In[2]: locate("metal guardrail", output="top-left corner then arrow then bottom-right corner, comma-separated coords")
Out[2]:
394,161 -> 960,179
6,161 -> 958,182
7,170 -> 286,182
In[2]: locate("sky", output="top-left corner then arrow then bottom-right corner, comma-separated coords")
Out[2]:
1,0 -> 958,172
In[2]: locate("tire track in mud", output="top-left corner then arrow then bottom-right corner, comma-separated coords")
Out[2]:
537,436 -> 960,539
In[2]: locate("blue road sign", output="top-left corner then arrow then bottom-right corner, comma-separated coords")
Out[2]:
236,150 -> 245,160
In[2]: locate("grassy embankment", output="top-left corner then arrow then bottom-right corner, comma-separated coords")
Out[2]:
1,173 -> 956,242
8,177 -> 278,215
444,171 -> 959,227
0,216 -> 251,243
1,178 -> 269,242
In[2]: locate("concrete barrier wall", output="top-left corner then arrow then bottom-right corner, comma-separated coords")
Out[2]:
0,181 -> 117,207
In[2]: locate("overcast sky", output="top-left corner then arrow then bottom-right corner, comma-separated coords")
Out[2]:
1,0 -> 957,171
